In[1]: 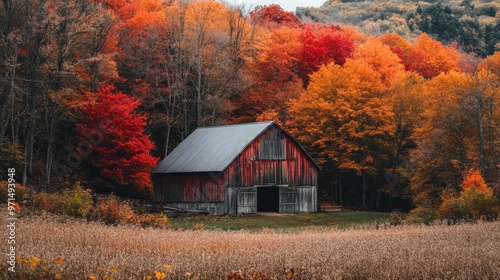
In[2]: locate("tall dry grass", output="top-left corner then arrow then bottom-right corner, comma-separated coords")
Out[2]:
1,214 -> 500,279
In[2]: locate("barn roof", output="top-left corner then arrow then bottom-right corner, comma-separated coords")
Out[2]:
152,121 -> 319,174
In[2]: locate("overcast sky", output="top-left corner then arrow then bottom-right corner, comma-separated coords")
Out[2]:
224,0 -> 327,12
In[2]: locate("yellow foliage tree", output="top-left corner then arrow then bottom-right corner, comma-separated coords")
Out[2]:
289,58 -> 395,208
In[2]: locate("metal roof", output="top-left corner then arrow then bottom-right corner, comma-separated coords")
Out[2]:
152,121 -> 275,173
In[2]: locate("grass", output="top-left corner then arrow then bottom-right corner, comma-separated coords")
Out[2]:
169,211 -> 392,231
2,211 -> 500,279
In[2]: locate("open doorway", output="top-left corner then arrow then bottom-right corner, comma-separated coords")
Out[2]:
257,186 -> 279,212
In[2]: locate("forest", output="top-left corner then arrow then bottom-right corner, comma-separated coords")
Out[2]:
0,0 -> 499,218
298,0 -> 500,57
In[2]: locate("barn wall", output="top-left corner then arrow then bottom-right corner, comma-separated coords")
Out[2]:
153,172 -> 225,203
297,186 -> 317,213
225,125 -> 318,188
161,202 -> 226,215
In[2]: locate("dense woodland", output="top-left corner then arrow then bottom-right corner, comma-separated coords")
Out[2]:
0,0 -> 499,215
298,0 -> 500,57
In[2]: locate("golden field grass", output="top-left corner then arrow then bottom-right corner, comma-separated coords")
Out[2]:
1,214 -> 500,279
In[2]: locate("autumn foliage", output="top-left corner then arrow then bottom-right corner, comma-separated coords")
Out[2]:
76,85 -> 158,196
438,170 -> 499,221
1,0 -> 499,214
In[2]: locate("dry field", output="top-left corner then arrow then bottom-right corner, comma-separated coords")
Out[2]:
1,214 -> 500,279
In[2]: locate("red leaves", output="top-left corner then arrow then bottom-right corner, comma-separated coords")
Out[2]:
76,85 -> 158,196
298,24 -> 355,86
250,4 -> 302,29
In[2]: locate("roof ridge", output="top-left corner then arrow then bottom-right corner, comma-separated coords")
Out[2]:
196,121 -> 274,130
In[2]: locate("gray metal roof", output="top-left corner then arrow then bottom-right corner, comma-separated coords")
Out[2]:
152,121 -> 275,173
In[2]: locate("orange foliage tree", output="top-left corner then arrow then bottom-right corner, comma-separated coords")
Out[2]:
289,58 -> 395,208
461,169 -> 489,193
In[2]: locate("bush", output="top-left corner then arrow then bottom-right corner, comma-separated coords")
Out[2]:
87,194 -> 135,225
409,194 -> 436,224
60,183 -> 93,218
0,180 -> 30,203
136,213 -> 168,229
33,192 -> 62,213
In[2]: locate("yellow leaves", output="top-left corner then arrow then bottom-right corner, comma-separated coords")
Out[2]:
54,273 -> 63,279
353,38 -> 405,85
413,33 -> 460,74
154,270 -> 166,279
164,264 -> 173,272
54,257 -> 64,265
89,274 -> 98,280
30,256 -> 41,269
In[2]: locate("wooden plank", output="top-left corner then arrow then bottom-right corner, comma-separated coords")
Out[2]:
279,186 -> 298,213
237,187 -> 257,214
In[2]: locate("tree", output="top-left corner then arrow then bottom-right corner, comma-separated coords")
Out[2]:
75,85 -> 158,196
410,33 -> 461,78
297,24 -> 354,86
250,4 -> 302,29
353,38 -> 404,85
233,26 -> 303,124
289,58 -> 395,208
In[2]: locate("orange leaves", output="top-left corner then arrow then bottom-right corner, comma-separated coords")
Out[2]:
461,169 -> 489,193
410,34 -> 461,78
353,39 -> 404,85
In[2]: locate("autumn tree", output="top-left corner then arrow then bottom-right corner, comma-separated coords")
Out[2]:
75,85 -> 158,196
233,26 -> 303,124
409,34 -> 461,79
411,62 -> 500,215
439,169 -> 499,221
116,0 -> 256,156
289,58 -> 395,208
250,4 -> 302,29
298,24 -> 355,86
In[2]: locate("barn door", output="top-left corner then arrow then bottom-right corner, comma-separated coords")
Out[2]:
279,187 -> 298,213
237,187 -> 257,214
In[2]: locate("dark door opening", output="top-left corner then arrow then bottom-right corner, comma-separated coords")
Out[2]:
257,187 -> 279,212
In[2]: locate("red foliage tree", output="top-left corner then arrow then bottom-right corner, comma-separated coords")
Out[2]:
76,85 -> 158,196
250,4 -> 302,29
298,24 -> 355,86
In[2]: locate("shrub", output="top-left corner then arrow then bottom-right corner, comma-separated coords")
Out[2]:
409,194 -> 436,224
33,192 -> 62,213
0,180 -> 30,203
60,183 -> 93,218
87,194 -> 135,225
136,213 -> 168,229
439,170 -> 499,221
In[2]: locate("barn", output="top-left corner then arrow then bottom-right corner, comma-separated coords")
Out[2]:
151,121 -> 319,215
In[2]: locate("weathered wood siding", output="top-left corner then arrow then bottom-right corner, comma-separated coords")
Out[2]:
297,186 -> 317,212
236,187 -> 257,214
279,187 -> 299,213
153,172 -> 225,203
225,126 -> 318,188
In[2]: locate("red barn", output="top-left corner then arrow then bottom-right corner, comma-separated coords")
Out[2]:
152,121 -> 319,214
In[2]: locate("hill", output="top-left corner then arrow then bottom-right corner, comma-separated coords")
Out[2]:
297,0 -> 500,56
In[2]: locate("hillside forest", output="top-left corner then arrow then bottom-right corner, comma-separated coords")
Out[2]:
0,0 -> 499,214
